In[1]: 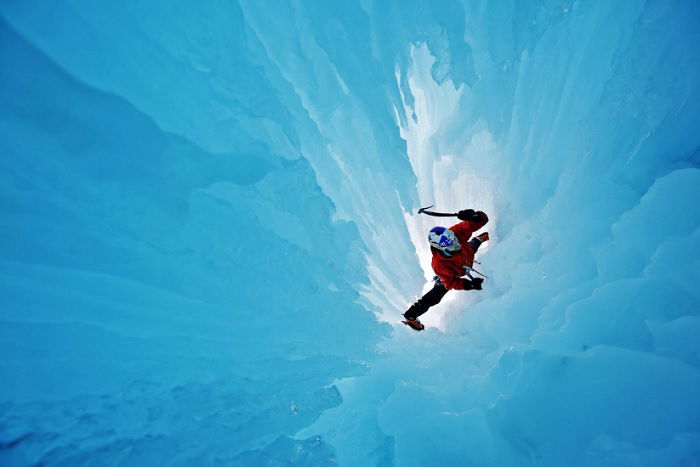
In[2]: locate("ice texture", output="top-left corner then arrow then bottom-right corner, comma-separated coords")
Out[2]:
1,0 -> 699,465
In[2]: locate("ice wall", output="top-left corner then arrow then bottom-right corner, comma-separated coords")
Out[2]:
2,0 -> 700,466
0,3 -> 386,464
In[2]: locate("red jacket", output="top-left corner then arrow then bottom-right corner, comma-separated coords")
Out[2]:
431,212 -> 489,290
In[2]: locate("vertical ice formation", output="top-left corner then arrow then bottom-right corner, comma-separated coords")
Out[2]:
0,3 -> 385,464
1,0 -> 700,465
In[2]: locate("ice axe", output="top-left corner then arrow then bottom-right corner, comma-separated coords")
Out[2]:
417,205 -> 459,217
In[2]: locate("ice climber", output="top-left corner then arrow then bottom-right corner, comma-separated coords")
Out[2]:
402,209 -> 489,331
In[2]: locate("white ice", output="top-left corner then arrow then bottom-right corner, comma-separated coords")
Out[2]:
1,0 -> 699,465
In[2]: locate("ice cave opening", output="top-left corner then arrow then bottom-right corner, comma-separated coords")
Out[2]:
1,1 -> 700,466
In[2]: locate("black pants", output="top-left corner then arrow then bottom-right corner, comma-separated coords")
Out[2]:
404,237 -> 483,320
404,283 -> 449,320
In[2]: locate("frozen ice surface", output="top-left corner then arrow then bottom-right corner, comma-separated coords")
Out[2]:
1,0 -> 699,465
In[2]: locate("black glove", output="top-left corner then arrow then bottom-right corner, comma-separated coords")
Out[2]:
457,209 -> 479,221
461,277 -> 483,290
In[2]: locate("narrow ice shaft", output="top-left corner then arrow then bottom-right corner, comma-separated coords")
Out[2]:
1,1 -> 699,465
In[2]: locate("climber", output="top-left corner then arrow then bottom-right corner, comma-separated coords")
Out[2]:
403,208 -> 489,331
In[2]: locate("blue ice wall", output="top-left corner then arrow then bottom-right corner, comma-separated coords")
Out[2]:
2,1 -> 700,466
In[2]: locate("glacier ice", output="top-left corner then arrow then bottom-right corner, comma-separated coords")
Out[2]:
1,0 -> 700,465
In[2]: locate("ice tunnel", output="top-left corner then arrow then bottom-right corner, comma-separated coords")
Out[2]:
1,1 -> 700,465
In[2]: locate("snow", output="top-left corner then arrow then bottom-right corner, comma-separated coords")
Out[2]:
1,0 -> 700,465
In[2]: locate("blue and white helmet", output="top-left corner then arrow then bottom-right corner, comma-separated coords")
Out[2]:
428,226 -> 461,253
